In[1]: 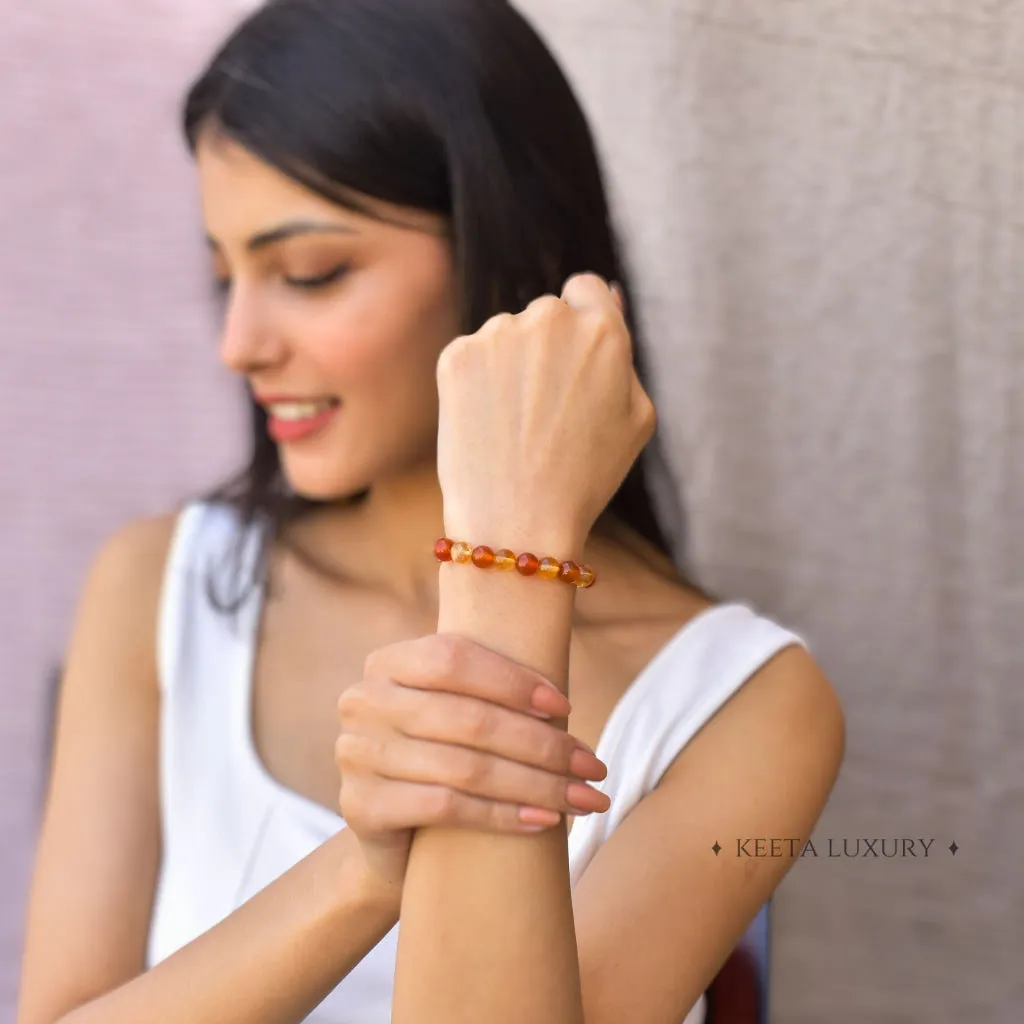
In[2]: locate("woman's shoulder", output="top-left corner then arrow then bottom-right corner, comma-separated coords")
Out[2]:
62,511 -> 184,704
82,500 -> 232,613
88,511 -> 182,592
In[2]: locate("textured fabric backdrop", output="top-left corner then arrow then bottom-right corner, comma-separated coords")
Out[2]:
2,2 -> 1020,1021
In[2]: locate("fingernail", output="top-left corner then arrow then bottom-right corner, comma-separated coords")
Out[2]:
569,748 -> 607,782
519,806 -> 562,828
531,684 -> 572,718
566,782 -> 611,814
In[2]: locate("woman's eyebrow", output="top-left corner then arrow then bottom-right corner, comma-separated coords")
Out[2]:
204,219 -> 360,252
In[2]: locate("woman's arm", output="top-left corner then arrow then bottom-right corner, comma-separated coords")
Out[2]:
392,516 -> 587,1024
17,518 -> 399,1024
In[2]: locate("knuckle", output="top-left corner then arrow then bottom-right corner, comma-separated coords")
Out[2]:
459,701 -> 494,743
336,684 -> 367,720
338,783 -> 368,826
487,800 -> 514,833
452,751 -> 490,790
362,646 -> 390,679
636,397 -> 658,436
581,304 -> 617,338
430,633 -> 466,681
436,337 -> 473,379
481,311 -> 515,333
423,786 -> 458,823
333,730 -> 374,771
546,732 -> 576,772
524,294 -> 565,321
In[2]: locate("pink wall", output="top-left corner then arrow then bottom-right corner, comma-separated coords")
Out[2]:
0,3 -> 249,1011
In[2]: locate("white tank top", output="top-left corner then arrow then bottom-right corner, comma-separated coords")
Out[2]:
146,501 -> 805,1023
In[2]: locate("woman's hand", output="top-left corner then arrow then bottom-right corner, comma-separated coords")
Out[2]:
436,273 -> 655,547
335,633 -> 610,891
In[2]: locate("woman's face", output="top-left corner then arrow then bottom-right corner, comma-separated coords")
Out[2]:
195,131 -> 460,501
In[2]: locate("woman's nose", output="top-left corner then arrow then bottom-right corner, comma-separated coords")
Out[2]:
218,286 -> 287,374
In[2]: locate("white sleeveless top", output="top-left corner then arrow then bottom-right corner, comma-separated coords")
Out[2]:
146,501 -> 805,1023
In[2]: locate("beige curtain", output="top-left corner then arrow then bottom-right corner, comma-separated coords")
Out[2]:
2,2 -> 1019,1020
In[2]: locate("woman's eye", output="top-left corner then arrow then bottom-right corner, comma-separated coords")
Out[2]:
284,264 -> 350,290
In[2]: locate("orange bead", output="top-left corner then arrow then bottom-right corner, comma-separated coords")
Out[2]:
576,565 -> 596,588
494,548 -> 517,570
558,561 -> 581,584
516,552 -> 540,576
538,557 -> 561,580
472,545 -> 495,568
434,537 -> 454,561
450,541 -> 473,563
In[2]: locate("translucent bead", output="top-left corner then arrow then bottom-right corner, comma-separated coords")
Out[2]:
538,557 -> 561,580
576,565 -> 596,588
494,548 -> 517,570
516,552 -> 540,576
558,561 -> 581,584
450,541 -> 473,563
471,545 -> 495,568
434,537 -> 454,562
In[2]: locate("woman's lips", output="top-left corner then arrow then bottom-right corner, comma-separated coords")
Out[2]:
265,401 -> 341,444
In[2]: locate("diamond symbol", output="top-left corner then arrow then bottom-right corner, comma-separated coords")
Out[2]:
949,841 -> 958,855
712,841 -> 721,855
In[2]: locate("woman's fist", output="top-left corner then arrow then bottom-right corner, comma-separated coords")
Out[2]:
436,273 -> 656,547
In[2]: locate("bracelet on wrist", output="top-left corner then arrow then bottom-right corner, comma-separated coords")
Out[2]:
433,537 -> 596,589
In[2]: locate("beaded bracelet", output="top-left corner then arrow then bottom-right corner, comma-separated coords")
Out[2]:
434,537 -> 596,589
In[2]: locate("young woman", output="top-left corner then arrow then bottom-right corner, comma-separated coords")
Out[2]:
17,2 -> 845,1022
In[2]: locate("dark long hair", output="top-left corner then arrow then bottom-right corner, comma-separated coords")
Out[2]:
182,0 -> 692,609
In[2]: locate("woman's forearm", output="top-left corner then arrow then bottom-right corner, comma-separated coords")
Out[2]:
392,518 -> 586,1024
54,828 -> 399,1024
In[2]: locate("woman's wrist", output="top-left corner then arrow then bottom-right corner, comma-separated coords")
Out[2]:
331,830 -> 403,923
441,505 -> 589,565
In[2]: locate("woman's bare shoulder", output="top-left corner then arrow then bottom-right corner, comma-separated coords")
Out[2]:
88,511 -> 181,590
69,511 -> 183,663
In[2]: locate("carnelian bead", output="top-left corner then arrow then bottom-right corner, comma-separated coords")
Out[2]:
494,548 -> 517,570
450,541 -> 473,563
516,552 -> 540,576
538,556 -> 561,580
576,565 -> 596,588
471,545 -> 495,568
558,561 -> 581,584
434,537 -> 454,561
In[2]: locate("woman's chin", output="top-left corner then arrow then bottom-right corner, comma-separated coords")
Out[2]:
281,469 -> 370,504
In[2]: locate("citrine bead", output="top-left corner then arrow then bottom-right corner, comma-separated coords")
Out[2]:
516,552 -> 540,576
558,561 -> 581,584
471,545 -> 495,568
494,548 -> 517,570
537,557 -> 561,580
576,565 -> 596,588
434,537 -> 454,561
450,541 -> 473,563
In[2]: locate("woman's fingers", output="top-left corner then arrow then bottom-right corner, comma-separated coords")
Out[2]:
373,679 -> 605,780
362,634 -> 572,720
341,777 -> 563,835
337,731 -> 610,816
